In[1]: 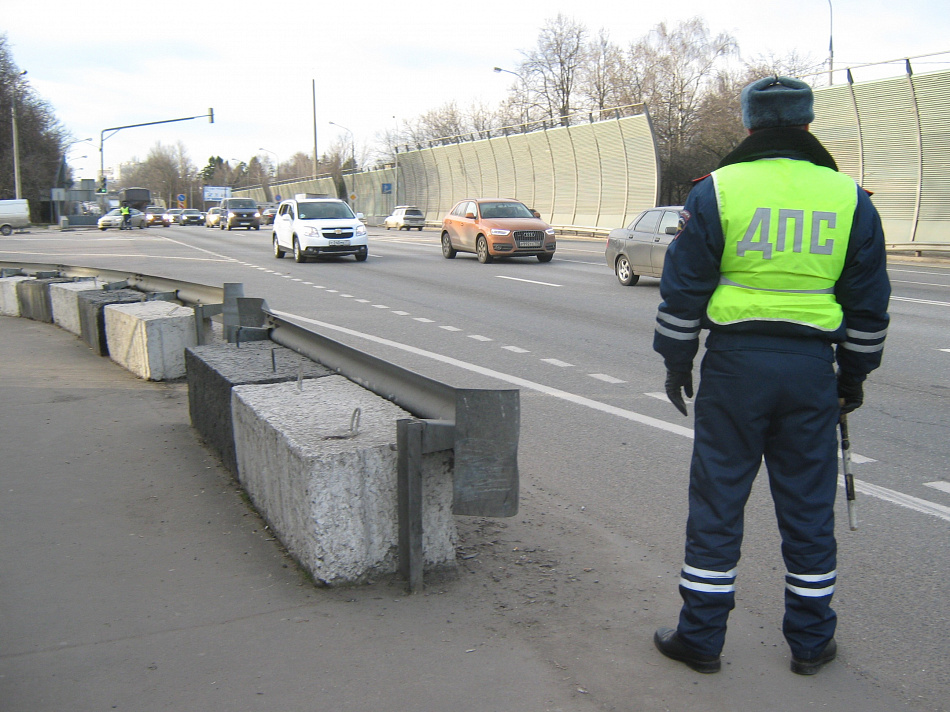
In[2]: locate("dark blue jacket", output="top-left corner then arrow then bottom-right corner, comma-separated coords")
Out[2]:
653,127 -> 890,381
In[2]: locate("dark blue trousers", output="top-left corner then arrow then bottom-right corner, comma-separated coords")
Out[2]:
677,333 -> 840,660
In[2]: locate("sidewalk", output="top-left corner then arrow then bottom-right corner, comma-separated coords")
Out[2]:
0,316 -> 918,712
0,316 -> 593,712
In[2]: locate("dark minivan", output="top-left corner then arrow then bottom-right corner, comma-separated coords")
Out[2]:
219,198 -> 261,230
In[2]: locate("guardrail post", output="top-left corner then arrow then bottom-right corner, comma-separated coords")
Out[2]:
223,283 -> 244,343
397,418 -> 425,593
193,303 -> 222,345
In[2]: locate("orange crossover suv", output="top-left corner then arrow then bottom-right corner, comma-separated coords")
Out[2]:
441,198 -> 556,263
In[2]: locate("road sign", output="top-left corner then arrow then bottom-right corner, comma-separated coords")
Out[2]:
177,194 -> 186,202
381,183 -> 392,194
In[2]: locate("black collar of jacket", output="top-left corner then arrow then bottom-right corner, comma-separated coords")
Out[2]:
717,127 -> 838,172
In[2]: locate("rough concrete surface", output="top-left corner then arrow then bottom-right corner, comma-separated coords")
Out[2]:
0,275 -> 29,316
77,288 -> 147,356
185,342 -> 333,475
0,316 -> 916,712
103,301 -> 196,380
49,279 -> 105,336
232,377 -> 456,584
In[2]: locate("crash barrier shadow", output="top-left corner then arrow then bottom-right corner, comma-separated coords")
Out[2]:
0,263 -> 519,592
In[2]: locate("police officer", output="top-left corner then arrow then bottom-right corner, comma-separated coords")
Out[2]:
120,203 -> 131,230
652,76 -> 890,675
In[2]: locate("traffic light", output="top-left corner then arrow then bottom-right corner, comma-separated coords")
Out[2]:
97,176 -> 107,193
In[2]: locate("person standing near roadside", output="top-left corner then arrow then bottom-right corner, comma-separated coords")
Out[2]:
651,76 -> 890,675
120,203 -> 131,230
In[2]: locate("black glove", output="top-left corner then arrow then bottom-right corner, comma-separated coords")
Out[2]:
837,373 -> 864,414
665,369 -> 694,417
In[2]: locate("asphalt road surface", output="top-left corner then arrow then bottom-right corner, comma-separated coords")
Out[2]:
3,223 -> 948,710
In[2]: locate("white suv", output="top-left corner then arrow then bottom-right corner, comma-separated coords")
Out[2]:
272,195 -> 368,263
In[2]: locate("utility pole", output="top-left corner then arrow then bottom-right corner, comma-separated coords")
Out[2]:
11,70 -> 27,199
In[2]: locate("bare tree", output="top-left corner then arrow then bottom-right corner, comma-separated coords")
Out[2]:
627,17 -> 738,203
579,28 -> 626,115
520,14 -> 588,125
0,34 -> 68,219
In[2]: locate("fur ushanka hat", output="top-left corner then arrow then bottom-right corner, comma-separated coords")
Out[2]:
741,76 -> 815,130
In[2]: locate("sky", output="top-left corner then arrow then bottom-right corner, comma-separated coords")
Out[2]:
5,0 -> 949,183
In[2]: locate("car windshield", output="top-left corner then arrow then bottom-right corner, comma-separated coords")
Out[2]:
147,208 -> 163,214
406,209 -> 423,217
298,202 -> 355,220
183,210 -> 199,214
105,209 -> 121,216
479,202 -> 534,219
228,200 -> 256,209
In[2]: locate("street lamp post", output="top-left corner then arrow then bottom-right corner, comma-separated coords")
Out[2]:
827,0 -> 835,86
259,147 -> 279,184
328,121 -> 355,171
11,70 -> 28,199
493,66 -> 527,127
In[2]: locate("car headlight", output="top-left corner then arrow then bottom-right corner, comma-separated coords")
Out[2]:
491,228 -> 511,236
303,226 -> 321,238
254,212 -> 261,218
545,228 -> 556,235
355,224 -> 367,237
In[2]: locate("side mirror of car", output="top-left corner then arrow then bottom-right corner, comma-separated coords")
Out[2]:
356,213 -> 365,220
665,226 -> 679,235
465,212 -> 476,220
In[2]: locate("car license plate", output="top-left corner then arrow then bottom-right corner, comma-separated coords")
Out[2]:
329,239 -> 349,246
520,241 -> 541,248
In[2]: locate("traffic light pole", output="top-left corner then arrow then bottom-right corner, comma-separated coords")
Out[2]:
98,109 -> 214,193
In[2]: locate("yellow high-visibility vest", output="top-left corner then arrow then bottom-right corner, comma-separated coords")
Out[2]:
707,159 -> 857,332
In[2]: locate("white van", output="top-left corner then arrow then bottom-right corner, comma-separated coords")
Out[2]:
0,199 -> 30,236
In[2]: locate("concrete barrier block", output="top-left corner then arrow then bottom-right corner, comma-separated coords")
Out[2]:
15,278 -> 75,323
50,279 -> 106,336
185,342 -> 333,474
104,301 -> 197,380
0,276 -> 30,316
78,289 -> 147,355
232,376 -> 457,586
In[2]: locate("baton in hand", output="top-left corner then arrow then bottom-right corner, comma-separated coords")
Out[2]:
839,413 -> 858,531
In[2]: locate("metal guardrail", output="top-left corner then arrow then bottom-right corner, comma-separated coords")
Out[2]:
1,261 -> 520,592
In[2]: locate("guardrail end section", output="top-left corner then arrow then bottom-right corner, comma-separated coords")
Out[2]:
452,389 -> 520,517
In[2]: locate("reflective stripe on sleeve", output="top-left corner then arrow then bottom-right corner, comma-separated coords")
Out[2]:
655,323 -> 700,341
846,328 -> 888,340
842,341 -> 885,352
657,312 -> 702,329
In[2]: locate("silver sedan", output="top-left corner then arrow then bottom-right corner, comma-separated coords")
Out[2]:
604,206 -> 684,285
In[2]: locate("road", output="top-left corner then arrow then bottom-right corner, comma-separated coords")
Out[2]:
4,223 -> 948,710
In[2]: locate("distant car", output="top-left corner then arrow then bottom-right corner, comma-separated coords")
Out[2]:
219,197 -> 261,230
260,207 -> 278,225
205,207 -> 222,228
165,208 -> 184,224
383,205 -> 425,231
98,208 -> 147,230
144,206 -> 169,227
440,198 -> 556,263
179,209 -> 203,225
604,206 -> 685,285
272,195 -> 368,263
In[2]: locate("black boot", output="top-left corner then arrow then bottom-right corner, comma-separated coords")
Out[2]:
653,627 -> 721,673
790,638 -> 837,675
